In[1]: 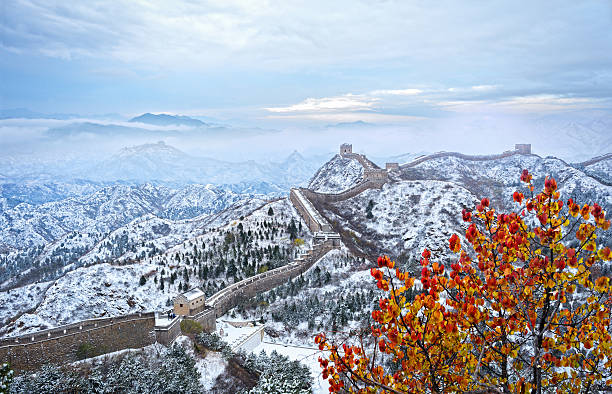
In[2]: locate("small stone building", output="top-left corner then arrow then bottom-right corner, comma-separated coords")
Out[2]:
385,162 -> 399,171
340,143 -> 352,155
515,144 -> 531,154
174,288 -> 206,316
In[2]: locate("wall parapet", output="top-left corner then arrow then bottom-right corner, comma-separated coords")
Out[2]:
0,313 -> 156,373
0,312 -> 155,347
154,315 -> 181,346
399,150 -> 527,169
206,242 -> 334,318
300,179 -> 385,204
574,153 -> 612,168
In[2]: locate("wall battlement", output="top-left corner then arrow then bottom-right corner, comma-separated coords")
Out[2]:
0,313 -> 156,373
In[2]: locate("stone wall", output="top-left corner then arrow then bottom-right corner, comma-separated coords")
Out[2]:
399,150 -> 524,169
232,325 -> 264,353
576,153 -> 612,167
206,243 -> 335,318
0,312 -> 156,373
190,308 -> 217,333
300,180 -> 385,204
290,188 -> 331,232
343,152 -> 381,170
154,316 -> 182,346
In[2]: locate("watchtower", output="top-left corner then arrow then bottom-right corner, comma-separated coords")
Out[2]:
340,143 -> 352,156
515,144 -> 531,154
385,163 -> 399,171
174,288 -> 206,316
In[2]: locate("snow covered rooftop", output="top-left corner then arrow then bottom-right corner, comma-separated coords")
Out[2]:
182,288 -> 205,301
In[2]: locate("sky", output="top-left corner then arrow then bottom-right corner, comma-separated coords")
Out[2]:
1,0 -> 612,126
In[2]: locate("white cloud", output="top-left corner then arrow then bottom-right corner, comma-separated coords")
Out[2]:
264,112 -> 425,123
471,85 -> 498,91
371,89 -> 423,96
435,94 -> 604,113
265,94 -> 376,113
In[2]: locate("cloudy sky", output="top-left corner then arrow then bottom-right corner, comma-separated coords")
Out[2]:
1,0 -> 611,126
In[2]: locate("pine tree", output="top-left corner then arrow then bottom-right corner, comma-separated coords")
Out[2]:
139,275 -> 146,286
268,207 -> 274,216
0,363 -> 13,393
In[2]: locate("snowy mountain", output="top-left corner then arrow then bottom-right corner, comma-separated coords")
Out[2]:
309,152 -> 612,272
129,113 -> 208,127
0,181 -> 283,289
581,157 -> 612,185
1,198 -> 308,336
307,154 -> 363,193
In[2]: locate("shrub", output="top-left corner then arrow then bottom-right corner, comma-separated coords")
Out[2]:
180,319 -> 203,335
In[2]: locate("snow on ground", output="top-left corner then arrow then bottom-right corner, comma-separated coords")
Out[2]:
252,340 -> 329,394
175,335 -> 226,392
583,158 -> 612,184
332,180 -> 477,260
215,320 -> 263,351
308,155 -> 364,193
0,280 -> 51,326
231,247 -> 380,348
1,262 -> 174,337
0,197 -> 311,338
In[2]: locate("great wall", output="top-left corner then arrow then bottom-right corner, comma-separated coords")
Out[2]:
2,142 -> 610,373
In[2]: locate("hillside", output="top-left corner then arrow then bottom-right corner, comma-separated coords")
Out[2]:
0,184 -> 278,289
308,154 -> 363,193
308,152 -> 612,272
0,198 -> 311,336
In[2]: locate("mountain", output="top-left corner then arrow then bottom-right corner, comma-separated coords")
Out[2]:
308,154 -> 364,193
0,108 -> 78,120
45,122 -> 158,138
129,113 -> 208,127
312,152 -> 612,271
0,198 -> 302,336
0,180 -> 284,290
325,120 -> 373,128
85,142 -> 323,187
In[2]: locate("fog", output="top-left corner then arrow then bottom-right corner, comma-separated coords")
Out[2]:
1,110 -> 610,174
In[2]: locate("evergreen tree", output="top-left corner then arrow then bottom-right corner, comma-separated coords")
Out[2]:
139,275 -> 146,286
0,363 -> 13,393
267,207 -> 274,216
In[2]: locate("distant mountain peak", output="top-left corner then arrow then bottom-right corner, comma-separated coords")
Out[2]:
326,120 -> 372,128
128,113 -> 207,127
114,141 -> 188,159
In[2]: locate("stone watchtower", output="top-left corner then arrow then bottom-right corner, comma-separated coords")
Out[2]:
515,144 -> 531,154
174,288 -> 206,316
385,163 -> 399,171
340,143 -> 352,156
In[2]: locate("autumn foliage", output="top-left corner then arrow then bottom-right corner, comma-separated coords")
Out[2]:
315,170 -> 612,393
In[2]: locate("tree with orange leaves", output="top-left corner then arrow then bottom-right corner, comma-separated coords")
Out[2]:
315,170 -> 612,393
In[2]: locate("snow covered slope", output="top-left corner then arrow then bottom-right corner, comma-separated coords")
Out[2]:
0,198 -> 311,337
308,154 -> 363,193
582,157 -> 612,185
322,180 -> 477,270
401,154 -> 612,217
